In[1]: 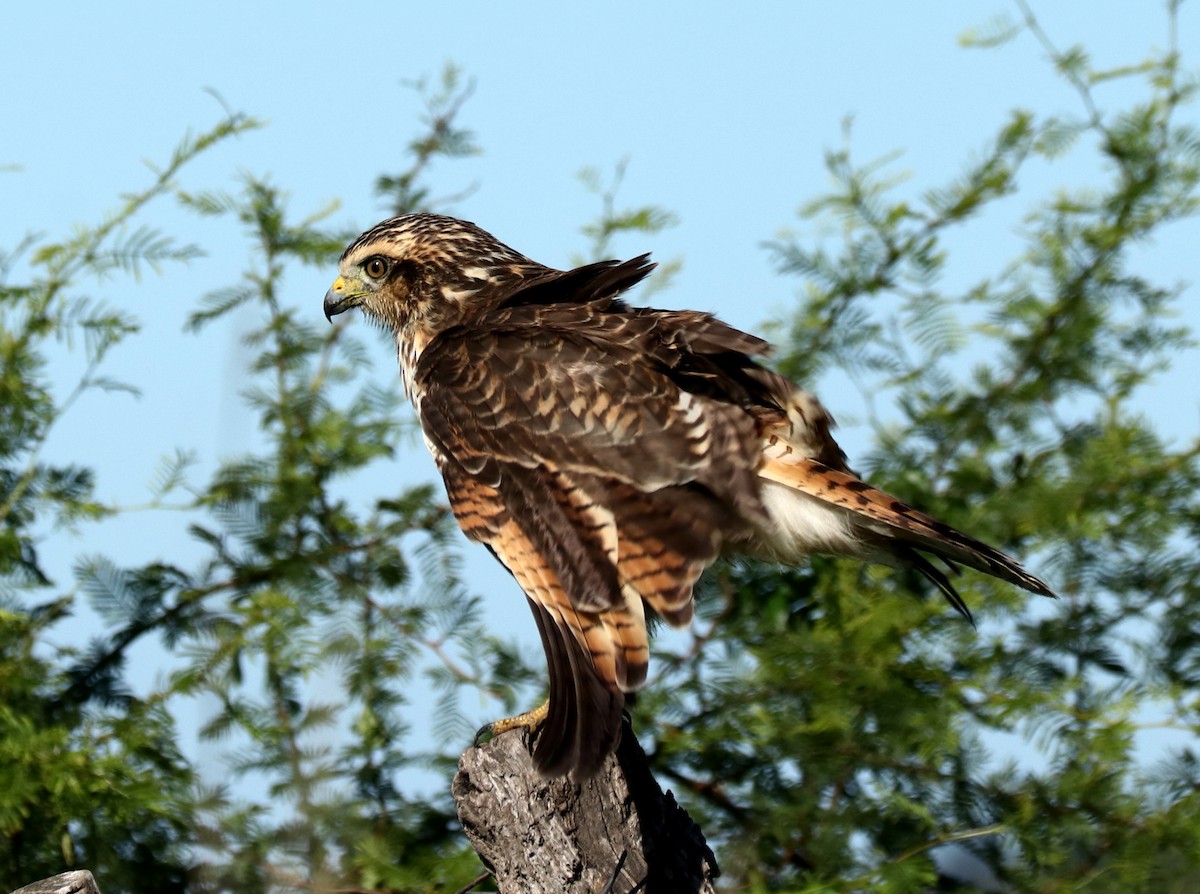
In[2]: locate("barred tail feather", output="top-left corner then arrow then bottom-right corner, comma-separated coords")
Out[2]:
758,456 -> 1055,602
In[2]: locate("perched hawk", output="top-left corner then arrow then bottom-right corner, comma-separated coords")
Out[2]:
324,213 -> 1054,778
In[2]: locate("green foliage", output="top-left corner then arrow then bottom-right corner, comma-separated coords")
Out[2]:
0,658 -> 194,894
637,5 -> 1200,891
1,110 -> 258,590
1,112 -> 257,893
97,98 -> 498,890
373,64 -> 482,217
574,158 -> 683,296
2,76 -> 496,892
4,9 -> 1200,894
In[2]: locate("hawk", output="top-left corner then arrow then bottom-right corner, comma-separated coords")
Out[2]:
324,213 -> 1054,778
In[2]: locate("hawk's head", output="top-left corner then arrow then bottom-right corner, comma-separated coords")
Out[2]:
324,213 -> 547,341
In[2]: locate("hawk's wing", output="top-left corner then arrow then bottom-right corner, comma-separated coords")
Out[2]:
414,308 -> 768,777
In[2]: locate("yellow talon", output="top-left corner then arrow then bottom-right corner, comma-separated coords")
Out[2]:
473,699 -> 549,747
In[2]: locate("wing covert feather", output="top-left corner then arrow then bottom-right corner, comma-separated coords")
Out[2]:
417,322 -> 767,512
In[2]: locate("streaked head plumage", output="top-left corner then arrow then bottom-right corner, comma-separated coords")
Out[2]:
324,213 -> 547,332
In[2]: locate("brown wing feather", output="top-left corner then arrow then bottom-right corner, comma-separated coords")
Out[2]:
601,480 -> 728,627
494,254 -> 656,310
416,317 -> 771,776
418,323 -> 765,502
492,516 -> 623,777
439,460 -> 627,777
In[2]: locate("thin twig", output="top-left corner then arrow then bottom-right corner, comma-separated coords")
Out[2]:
598,850 -> 629,894
891,823 -> 1005,864
1013,0 -> 1103,128
452,869 -> 492,894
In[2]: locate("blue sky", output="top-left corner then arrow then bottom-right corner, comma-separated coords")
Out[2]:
4,1 -> 1198,789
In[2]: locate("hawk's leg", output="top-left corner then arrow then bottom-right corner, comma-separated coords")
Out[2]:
473,699 -> 549,747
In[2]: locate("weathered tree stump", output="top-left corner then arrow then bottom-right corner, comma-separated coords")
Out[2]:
9,871 -> 101,894
453,718 -> 718,893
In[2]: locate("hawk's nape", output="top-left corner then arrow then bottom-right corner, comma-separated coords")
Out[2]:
325,212 -> 1055,779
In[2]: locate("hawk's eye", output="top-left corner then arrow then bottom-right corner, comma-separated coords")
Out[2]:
364,257 -> 389,280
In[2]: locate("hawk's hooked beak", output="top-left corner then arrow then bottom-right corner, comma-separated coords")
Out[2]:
323,275 -> 368,322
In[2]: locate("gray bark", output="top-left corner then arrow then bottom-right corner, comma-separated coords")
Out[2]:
453,717 -> 718,893
8,871 -> 101,894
